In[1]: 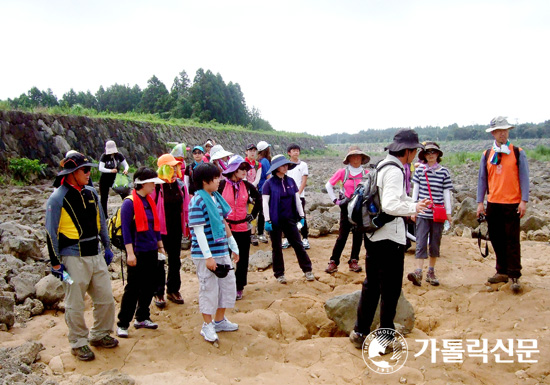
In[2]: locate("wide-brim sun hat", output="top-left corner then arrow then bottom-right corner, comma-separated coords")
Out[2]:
343,146 -> 370,165
170,143 -> 186,159
418,141 -> 443,162
105,140 -> 118,155
223,155 -> 252,175
486,116 -> 514,133
384,128 -> 424,152
210,145 -> 234,161
266,154 -> 297,174
134,177 -> 165,185
57,153 -> 97,176
257,141 -> 271,152
157,153 -> 182,167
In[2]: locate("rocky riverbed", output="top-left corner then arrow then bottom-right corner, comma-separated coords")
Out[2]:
1,154 -> 549,384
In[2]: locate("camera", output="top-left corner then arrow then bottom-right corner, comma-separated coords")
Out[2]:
477,214 -> 486,223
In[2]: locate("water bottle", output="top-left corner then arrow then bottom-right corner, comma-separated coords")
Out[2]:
443,220 -> 450,232
62,271 -> 74,285
368,202 -> 377,214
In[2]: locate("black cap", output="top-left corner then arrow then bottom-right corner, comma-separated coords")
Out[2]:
246,143 -> 257,150
384,129 -> 424,152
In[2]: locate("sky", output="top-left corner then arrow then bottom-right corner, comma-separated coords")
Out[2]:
1,0 -> 549,135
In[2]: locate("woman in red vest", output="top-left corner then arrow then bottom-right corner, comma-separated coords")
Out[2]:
218,155 -> 261,300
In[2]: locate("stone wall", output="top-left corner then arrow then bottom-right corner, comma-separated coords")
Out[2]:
0,110 -> 326,175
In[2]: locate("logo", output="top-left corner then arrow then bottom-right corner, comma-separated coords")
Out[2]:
362,328 -> 408,374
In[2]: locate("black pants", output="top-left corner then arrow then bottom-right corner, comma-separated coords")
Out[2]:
299,197 -> 309,239
117,250 -> 157,328
99,172 -> 116,217
354,238 -> 404,334
155,231 -> 182,297
487,202 -> 522,278
330,204 -> 365,265
271,220 -> 312,278
231,230 -> 251,291
257,205 -> 265,235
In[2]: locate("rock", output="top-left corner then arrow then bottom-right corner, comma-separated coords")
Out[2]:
0,295 -> 15,329
324,290 -> 415,335
248,250 -> 272,271
9,272 -> 42,303
462,227 -> 472,238
2,236 -> 42,260
22,297 -> 45,316
453,198 -> 479,229
529,229 -> 550,242
520,215 -> 548,232
94,369 -> 136,385
35,275 -> 65,306
279,311 -> 309,341
48,355 -> 64,375
180,257 -> 196,274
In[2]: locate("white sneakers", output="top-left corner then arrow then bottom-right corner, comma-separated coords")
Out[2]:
305,271 -> 315,281
281,238 -> 290,249
201,319 -> 239,342
134,319 -> 158,329
213,318 -> 239,332
200,322 -> 218,342
116,327 -> 129,338
302,238 -> 310,249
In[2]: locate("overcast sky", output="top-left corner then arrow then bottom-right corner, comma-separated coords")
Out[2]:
1,0 -> 549,135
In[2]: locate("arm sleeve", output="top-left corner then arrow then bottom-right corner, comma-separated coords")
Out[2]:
253,167 -> 261,187
227,236 -> 239,255
194,225 -> 213,259
98,162 -> 110,173
295,193 -> 304,217
262,195 -> 271,222
412,183 -> 419,202
120,159 -> 129,172
518,150 -> 530,202
245,181 -> 262,218
444,189 -> 452,215
45,195 -> 62,266
476,152 -> 488,203
380,168 -> 417,216
94,189 -> 110,249
326,180 -> 337,202
184,175 -> 190,192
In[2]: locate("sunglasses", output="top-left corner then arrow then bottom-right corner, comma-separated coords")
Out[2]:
81,166 -> 91,173
425,150 -> 438,155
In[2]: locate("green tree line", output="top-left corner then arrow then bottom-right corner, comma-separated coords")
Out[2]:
324,121 -> 550,143
3,69 -> 273,131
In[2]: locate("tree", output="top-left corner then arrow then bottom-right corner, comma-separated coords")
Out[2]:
140,75 -> 169,113
248,107 -> 274,131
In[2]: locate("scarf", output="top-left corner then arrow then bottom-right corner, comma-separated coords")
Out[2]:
157,164 -> 182,183
192,160 -> 203,169
227,178 -> 241,202
423,162 -> 441,174
132,189 -> 160,232
490,140 -> 511,164
196,189 -> 232,242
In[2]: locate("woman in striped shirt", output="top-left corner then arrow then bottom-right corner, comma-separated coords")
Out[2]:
408,142 -> 453,287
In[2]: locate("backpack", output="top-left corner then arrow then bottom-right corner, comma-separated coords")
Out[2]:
347,161 -> 403,233
337,166 -> 367,200
107,195 -> 133,251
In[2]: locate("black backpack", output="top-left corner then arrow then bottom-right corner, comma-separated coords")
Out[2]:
347,161 -> 402,233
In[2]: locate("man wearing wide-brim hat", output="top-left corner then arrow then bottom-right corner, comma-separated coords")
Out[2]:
476,116 -> 529,293
45,152 -> 118,361
350,129 -> 431,349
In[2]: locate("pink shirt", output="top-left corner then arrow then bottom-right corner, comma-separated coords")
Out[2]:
329,168 -> 368,198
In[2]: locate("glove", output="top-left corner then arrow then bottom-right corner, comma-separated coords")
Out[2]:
104,249 -> 114,265
299,218 -> 305,227
246,214 -> 254,223
265,221 -> 273,232
51,264 -> 65,281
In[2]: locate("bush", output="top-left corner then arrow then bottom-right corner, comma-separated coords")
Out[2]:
525,145 -> 550,161
8,158 -> 47,182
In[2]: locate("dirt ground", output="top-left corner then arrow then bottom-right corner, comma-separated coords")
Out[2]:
1,233 -> 549,385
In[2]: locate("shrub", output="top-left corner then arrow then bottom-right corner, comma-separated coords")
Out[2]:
8,158 -> 47,182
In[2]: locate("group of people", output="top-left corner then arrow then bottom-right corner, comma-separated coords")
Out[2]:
44,115 -> 529,359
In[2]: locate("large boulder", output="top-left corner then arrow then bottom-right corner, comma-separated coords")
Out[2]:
0,295 -> 15,329
9,272 -> 42,303
520,215 -> 548,232
453,197 -> 479,229
0,341 -> 45,383
248,250 -> 272,271
324,290 -> 415,335
35,275 -> 64,306
0,222 -> 42,260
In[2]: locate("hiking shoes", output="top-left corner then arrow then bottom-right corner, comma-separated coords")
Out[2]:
258,234 -> 268,244
510,278 -> 521,293
488,273 -> 509,284
154,295 -> 166,308
407,270 -> 422,286
90,335 -> 119,348
349,330 -> 366,349
71,345 -> 95,361
302,238 -> 310,249
214,318 -> 239,332
349,260 -> 362,272
236,290 -> 243,300
426,271 -> 440,286
134,319 -> 158,329
250,235 -> 259,246
276,275 -> 287,284
281,238 -> 290,249
167,292 -> 184,304
305,271 -> 315,281
325,261 -> 338,274
200,322 -> 219,342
